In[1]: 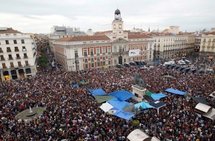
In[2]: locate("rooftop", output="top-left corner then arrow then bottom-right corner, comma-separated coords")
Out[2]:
58,35 -> 110,42
0,28 -> 21,34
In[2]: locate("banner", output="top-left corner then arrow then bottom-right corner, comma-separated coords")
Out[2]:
129,49 -> 141,57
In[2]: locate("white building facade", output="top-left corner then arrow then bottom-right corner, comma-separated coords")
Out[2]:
198,33 -> 215,53
0,28 -> 37,81
52,9 -> 154,71
153,34 -> 195,61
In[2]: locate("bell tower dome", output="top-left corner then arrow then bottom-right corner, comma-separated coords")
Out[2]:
114,9 -> 122,20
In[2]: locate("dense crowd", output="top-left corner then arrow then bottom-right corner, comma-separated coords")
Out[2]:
0,57 -> 215,140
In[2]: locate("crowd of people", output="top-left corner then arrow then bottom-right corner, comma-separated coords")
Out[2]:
0,45 -> 215,140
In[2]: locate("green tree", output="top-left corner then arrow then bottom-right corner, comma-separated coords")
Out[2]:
38,55 -> 48,68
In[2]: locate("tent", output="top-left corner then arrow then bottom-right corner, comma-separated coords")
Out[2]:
209,91 -> 215,99
127,129 -> 149,141
151,93 -> 167,100
195,103 -> 211,113
100,102 -> 113,112
165,88 -> 187,96
145,90 -> 154,96
127,129 -> 160,141
203,108 -> 215,121
114,110 -> 134,120
134,102 -> 154,109
109,90 -> 133,101
192,96 -> 209,105
149,101 -> 166,114
89,88 -> 106,96
94,95 -> 117,103
108,99 -> 131,111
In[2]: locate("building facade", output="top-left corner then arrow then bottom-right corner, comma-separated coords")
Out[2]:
197,32 -> 215,54
0,28 -> 37,81
52,9 -> 154,71
153,34 -> 195,61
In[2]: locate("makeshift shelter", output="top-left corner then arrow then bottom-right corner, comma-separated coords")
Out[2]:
100,102 -> 113,112
134,102 -> 154,109
149,101 -> 166,114
209,91 -> 215,99
89,88 -> 106,96
151,93 -> 167,100
127,129 -> 149,141
145,90 -> 154,96
114,110 -> 134,120
123,103 -> 135,113
195,103 -> 215,121
195,103 -> 211,113
192,96 -> 209,105
109,90 -> 133,101
127,129 -> 160,141
203,108 -> 215,121
94,95 -> 116,103
108,99 -> 131,111
165,88 -> 187,96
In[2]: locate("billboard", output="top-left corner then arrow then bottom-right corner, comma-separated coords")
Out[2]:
129,49 -> 141,57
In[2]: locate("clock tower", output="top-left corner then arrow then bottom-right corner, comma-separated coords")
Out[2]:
112,9 -> 127,39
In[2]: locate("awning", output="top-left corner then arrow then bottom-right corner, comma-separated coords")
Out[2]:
127,129 -> 160,141
195,103 -> 211,113
100,102 -> 113,112
203,108 -> 215,121
127,129 -> 149,141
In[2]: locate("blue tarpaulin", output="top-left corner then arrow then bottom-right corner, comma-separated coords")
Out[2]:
151,93 -> 167,100
109,90 -> 133,101
89,88 -> 106,96
114,111 -> 134,120
134,102 -> 154,109
165,88 -> 187,96
108,99 -> 130,111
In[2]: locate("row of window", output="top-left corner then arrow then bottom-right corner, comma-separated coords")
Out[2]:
0,46 -> 27,53
1,61 -> 29,69
84,57 -> 112,63
202,39 -> 215,42
0,53 -> 28,61
0,39 -> 25,45
83,48 -> 111,56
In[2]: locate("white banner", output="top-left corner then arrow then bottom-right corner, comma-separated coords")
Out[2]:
129,49 -> 141,57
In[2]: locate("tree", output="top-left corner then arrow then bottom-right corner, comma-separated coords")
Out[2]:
38,55 -> 48,68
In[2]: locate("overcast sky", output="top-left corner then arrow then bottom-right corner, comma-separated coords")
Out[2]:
0,0 -> 214,33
